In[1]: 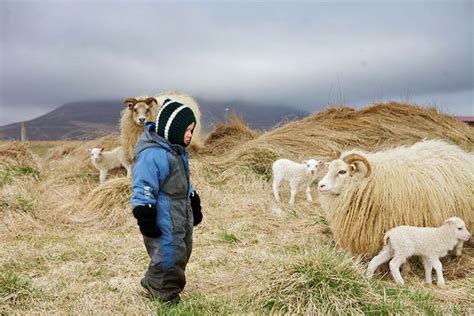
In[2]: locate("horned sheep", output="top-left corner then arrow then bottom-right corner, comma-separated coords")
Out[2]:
367,217 -> 471,286
89,146 -> 131,184
120,91 -> 203,163
317,139 -> 474,256
272,158 -> 324,205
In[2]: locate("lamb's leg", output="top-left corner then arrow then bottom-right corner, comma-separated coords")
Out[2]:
99,169 -> 107,184
125,164 -> 132,177
389,256 -> 406,285
272,177 -> 281,203
454,240 -> 464,257
305,185 -> 312,203
289,182 -> 298,205
421,257 -> 433,284
367,245 -> 392,278
432,258 -> 445,287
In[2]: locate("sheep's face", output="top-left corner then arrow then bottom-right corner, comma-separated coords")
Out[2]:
123,97 -> 157,126
318,160 -> 352,195
90,148 -> 104,162
445,217 -> 471,241
303,159 -> 324,177
318,154 -> 371,195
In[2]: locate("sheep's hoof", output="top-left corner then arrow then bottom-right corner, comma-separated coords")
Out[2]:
437,282 -> 446,288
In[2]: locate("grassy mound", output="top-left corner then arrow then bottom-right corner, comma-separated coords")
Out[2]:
212,102 -> 473,181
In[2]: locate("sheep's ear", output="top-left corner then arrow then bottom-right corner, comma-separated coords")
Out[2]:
349,163 -> 358,174
100,147 -> 104,152
343,153 -> 372,177
87,149 -> 92,153
302,160 -> 307,164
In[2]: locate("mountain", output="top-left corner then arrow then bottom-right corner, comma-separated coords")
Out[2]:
0,99 -> 310,140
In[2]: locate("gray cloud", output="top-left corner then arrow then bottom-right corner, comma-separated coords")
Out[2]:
1,0 -> 472,125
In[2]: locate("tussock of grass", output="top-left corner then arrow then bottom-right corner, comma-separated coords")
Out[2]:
202,113 -> 257,156
252,245 -> 371,314
80,177 -> 133,228
251,245 -> 455,314
0,271 -> 44,312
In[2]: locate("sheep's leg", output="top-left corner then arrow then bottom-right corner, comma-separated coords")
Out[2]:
432,258 -> 445,287
272,177 -> 281,203
99,169 -> 108,184
454,240 -> 464,256
421,257 -> 433,284
289,182 -> 298,205
305,186 -> 312,203
125,164 -> 132,177
389,256 -> 406,285
367,245 -> 392,278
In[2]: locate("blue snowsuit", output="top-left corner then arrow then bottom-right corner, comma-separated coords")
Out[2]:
131,122 -> 194,301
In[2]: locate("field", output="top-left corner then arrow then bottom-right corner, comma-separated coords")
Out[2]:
1,102 -> 473,314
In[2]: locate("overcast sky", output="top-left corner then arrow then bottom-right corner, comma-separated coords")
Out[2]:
1,0 -> 472,126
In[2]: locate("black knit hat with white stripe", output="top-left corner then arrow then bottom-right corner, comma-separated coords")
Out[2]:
155,99 -> 196,147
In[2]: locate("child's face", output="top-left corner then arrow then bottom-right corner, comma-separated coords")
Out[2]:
183,122 -> 195,146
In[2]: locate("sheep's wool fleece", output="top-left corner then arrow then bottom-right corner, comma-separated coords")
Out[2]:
319,139 -> 474,256
156,99 -> 196,147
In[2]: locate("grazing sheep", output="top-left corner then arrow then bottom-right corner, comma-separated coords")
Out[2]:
317,139 -> 474,255
367,217 -> 471,286
89,147 -> 131,184
272,158 -> 324,205
120,91 -> 203,162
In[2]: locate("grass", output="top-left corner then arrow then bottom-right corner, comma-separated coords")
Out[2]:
0,164 -> 40,186
1,103 -> 473,314
218,231 -> 240,244
0,271 -> 44,312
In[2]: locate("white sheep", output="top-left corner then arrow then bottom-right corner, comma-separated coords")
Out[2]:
120,91 -> 203,163
317,139 -> 474,255
89,147 -> 131,184
272,158 -> 324,205
120,96 -> 158,163
367,217 -> 471,287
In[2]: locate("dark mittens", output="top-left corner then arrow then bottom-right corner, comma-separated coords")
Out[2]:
190,191 -> 203,226
133,205 -> 161,238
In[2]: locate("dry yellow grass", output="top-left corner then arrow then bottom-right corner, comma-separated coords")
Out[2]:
1,102 -> 472,314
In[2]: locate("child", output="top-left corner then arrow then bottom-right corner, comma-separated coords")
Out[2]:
131,99 -> 203,304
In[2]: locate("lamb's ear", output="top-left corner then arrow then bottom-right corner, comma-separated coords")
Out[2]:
87,149 -> 92,153
100,147 -> 104,152
302,160 -> 307,164
443,217 -> 455,225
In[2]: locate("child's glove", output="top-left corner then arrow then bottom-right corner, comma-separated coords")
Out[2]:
132,205 -> 161,238
190,191 -> 203,226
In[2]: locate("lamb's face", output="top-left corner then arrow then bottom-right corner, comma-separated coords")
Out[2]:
318,160 -> 351,195
445,217 -> 471,241
123,97 -> 157,126
90,148 -> 104,162
303,159 -> 323,177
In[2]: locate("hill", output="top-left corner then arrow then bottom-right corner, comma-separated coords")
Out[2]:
0,99 -> 309,140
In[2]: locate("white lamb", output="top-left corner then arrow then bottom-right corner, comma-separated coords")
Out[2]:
89,147 -> 131,184
367,216 -> 471,287
272,159 -> 324,205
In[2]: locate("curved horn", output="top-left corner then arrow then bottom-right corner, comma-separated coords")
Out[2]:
123,98 -> 137,106
143,97 -> 157,105
342,153 -> 372,177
